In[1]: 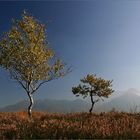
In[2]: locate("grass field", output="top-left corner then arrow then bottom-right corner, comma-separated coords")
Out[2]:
0,111 -> 140,139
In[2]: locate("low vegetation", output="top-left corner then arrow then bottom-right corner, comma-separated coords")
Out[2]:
0,111 -> 140,139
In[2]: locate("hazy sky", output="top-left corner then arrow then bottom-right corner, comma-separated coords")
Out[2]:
0,1 -> 140,107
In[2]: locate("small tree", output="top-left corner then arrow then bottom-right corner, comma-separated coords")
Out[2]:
72,74 -> 114,113
0,11 -> 70,118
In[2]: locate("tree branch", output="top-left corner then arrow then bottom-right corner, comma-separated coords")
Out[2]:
11,73 -> 28,93
32,78 -> 54,94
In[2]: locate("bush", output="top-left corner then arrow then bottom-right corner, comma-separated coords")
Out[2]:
0,111 -> 140,139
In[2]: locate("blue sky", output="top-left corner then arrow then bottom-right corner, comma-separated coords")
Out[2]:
0,1 -> 140,107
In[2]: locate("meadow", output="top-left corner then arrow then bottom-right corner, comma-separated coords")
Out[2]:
0,111 -> 140,139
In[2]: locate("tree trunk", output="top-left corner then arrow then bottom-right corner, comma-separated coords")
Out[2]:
27,92 -> 34,118
89,94 -> 95,114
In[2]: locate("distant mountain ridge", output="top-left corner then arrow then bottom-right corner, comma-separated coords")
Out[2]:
95,88 -> 140,112
1,88 -> 140,113
0,99 -> 90,113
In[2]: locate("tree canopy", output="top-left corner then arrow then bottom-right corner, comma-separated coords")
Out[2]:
72,74 -> 114,113
0,11 -> 70,117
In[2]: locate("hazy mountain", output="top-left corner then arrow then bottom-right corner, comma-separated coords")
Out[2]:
1,89 -> 140,113
0,99 -> 90,113
95,88 -> 140,112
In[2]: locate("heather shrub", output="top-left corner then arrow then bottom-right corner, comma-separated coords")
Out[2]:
0,112 -> 140,139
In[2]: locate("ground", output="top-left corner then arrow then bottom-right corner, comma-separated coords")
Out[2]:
0,111 -> 140,139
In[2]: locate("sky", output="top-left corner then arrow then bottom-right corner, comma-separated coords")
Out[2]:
0,0 -> 140,107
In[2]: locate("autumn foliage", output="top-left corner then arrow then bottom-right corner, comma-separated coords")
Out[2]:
0,11 -> 69,117
72,74 -> 114,113
0,111 -> 140,139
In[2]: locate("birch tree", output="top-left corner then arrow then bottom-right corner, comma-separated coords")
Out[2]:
0,11 -> 70,118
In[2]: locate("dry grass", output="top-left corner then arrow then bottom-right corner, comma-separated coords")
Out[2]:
0,111 -> 140,139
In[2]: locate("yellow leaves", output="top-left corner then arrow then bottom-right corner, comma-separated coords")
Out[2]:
0,11 -> 67,83
0,10 -> 68,97
72,74 -> 114,100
